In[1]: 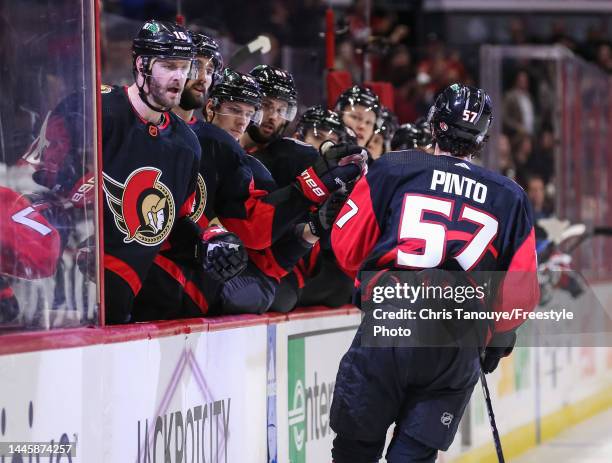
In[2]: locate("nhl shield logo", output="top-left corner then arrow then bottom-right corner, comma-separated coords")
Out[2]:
103,167 -> 175,246
441,412 -> 454,427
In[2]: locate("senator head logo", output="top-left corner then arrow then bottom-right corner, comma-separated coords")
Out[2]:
103,167 -> 175,246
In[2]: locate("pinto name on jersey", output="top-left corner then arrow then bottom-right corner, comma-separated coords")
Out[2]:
429,169 -> 487,204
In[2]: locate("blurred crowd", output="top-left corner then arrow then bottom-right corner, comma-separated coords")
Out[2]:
101,1 -> 611,223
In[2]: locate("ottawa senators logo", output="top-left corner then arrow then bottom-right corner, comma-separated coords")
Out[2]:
102,167 -> 175,246
188,173 -> 207,223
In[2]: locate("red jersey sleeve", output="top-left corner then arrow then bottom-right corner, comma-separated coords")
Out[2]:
0,187 -> 61,279
331,176 -> 381,279
493,195 -> 540,333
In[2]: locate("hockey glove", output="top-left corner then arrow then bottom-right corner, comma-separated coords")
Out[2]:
76,236 -> 97,283
0,277 -> 19,324
307,190 -> 349,238
167,218 -> 248,281
199,225 -> 248,282
296,142 -> 368,204
481,331 -> 517,374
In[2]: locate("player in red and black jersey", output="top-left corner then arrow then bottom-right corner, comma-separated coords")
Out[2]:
202,68 -> 365,313
0,186 -> 62,325
138,34 -> 364,316
329,84 -> 539,462
102,21 -> 246,323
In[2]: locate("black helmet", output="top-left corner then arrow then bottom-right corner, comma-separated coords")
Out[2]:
190,32 -> 224,86
427,83 -> 493,157
249,64 -> 298,121
209,68 -> 263,123
334,85 -> 381,116
132,20 -> 195,72
296,106 -> 353,142
391,118 -> 433,151
374,106 -> 399,146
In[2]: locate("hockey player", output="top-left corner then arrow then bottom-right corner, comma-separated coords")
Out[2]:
240,65 -> 298,150
204,67 -> 366,312
240,66 -> 370,311
329,83 -> 539,462
335,85 -> 381,148
366,106 -> 399,159
0,186 -> 61,324
102,20 -> 246,323
293,105 -> 355,150
391,118 -> 434,154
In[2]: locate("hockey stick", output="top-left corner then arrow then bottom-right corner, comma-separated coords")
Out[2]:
228,35 -> 272,69
480,367 -> 506,463
561,225 -> 612,256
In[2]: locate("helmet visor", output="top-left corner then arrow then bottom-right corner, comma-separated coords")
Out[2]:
215,101 -> 263,126
262,98 -> 297,122
148,57 -> 198,80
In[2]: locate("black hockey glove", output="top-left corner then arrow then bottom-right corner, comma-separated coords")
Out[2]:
296,141 -> 367,204
167,218 -> 248,282
199,225 -> 248,282
481,331 -> 517,374
0,277 -> 19,324
76,236 -> 97,283
307,190 -> 349,238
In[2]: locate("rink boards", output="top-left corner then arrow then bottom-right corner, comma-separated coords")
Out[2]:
0,295 -> 611,462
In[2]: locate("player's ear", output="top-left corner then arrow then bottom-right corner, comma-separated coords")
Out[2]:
204,101 -> 213,122
135,56 -> 145,74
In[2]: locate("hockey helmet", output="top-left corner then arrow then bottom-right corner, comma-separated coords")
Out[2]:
334,85 -> 381,117
374,106 -> 399,146
132,20 -> 196,77
190,32 -> 224,86
427,83 -> 492,157
296,106 -> 354,143
209,68 -> 263,124
249,65 -> 298,121
391,118 -> 434,151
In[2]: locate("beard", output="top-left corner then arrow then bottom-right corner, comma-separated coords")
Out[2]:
179,86 -> 206,111
148,77 -> 182,110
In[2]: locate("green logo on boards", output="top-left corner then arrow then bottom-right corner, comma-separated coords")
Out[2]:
288,337 -> 306,463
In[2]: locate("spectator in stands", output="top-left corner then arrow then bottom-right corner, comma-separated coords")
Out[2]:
416,34 -> 470,100
527,129 -> 555,184
497,133 -> 516,180
595,43 -> 612,74
549,20 -> 577,52
335,38 -> 362,83
524,173 -> 551,220
511,133 -> 534,182
503,69 -> 535,137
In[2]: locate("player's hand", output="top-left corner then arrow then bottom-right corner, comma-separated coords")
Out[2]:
307,190 -> 349,238
199,225 -> 248,282
0,277 -> 19,323
481,331 -> 517,374
296,142 -> 367,204
76,237 -> 97,283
